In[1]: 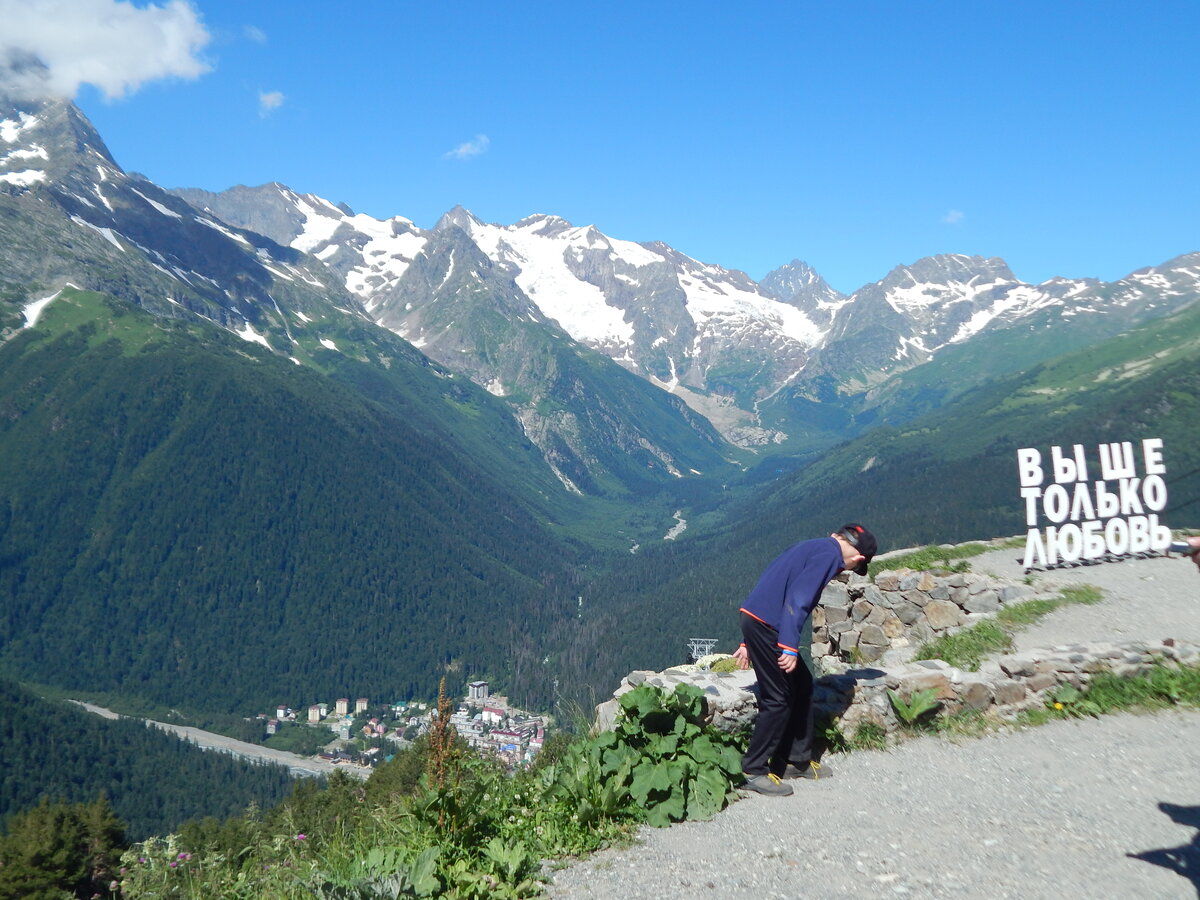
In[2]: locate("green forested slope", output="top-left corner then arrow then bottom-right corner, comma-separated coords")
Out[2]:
554,298 -> 1200,699
0,678 -> 296,841
0,290 -> 582,712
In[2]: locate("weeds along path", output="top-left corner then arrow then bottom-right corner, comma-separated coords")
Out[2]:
547,552 -> 1200,899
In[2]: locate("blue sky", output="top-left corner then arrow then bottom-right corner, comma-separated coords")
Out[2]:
9,0 -> 1200,293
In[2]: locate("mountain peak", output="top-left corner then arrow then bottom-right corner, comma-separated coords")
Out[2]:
880,254 -> 1015,290
512,213 -> 575,237
435,205 -> 483,233
0,96 -> 119,189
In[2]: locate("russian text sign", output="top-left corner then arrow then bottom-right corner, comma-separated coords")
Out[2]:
1016,438 -> 1170,570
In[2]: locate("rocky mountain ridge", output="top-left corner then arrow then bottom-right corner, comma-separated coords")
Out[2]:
174,182 -> 1200,449
1,96 -> 730,497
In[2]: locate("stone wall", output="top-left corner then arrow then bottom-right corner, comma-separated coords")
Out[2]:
597,638 -> 1200,741
594,563 -> 1200,740
813,568 -> 1036,668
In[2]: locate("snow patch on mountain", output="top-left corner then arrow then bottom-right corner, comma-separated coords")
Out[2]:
678,265 -> 823,347
949,284 -> 1061,344
22,284 -> 75,328
460,216 -> 638,346
237,323 -> 272,350
1,145 -> 48,163
0,112 -> 39,144
70,215 -> 125,252
131,187 -> 181,219
285,187 -> 427,306
194,216 -> 251,246
0,169 -> 45,187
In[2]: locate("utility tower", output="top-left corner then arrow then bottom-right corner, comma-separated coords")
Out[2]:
687,638 -> 718,662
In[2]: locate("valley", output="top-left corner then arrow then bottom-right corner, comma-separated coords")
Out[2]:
0,93 -> 1198,835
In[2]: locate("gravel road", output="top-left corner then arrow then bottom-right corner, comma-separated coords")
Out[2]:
546,548 -> 1200,900
69,701 -> 368,780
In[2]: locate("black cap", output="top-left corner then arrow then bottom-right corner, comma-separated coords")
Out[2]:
839,523 -> 877,575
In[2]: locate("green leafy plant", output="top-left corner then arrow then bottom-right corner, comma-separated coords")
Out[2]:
1044,682 -> 1102,719
887,688 -> 942,728
584,684 -> 743,827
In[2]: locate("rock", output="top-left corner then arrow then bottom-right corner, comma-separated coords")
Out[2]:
897,670 -> 954,700
924,599 -> 964,630
825,605 -> 850,625
993,679 -> 1028,705
999,657 -> 1036,677
908,621 -> 935,646
823,581 -> 850,607
903,589 -> 930,608
1026,673 -> 1058,693
856,642 -> 887,662
959,680 -> 994,710
874,571 -> 902,591
882,614 -> 907,639
859,624 -> 889,647
595,698 -> 620,732
965,590 -> 1000,614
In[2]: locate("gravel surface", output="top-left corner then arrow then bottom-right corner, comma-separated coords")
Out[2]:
546,550 -> 1200,900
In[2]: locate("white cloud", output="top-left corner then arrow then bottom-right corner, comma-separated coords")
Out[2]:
0,0 -> 211,101
443,134 -> 490,160
258,90 -> 285,117
243,25 -> 267,44
942,209 -> 965,225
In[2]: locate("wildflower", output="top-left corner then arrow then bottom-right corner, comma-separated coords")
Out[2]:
177,852 -> 191,860
1054,702 -> 1064,710
295,833 -> 307,841
170,862 -> 178,868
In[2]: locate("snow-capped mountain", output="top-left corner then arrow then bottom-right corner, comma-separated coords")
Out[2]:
0,96 -> 362,357
177,187 -> 829,446
795,251 -> 1200,404
184,179 -> 1200,448
1,98 -> 729,498
758,259 -> 848,328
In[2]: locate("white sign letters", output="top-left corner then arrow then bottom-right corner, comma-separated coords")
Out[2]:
1016,439 -> 1171,570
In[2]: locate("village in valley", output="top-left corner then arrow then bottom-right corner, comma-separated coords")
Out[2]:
259,680 -> 550,770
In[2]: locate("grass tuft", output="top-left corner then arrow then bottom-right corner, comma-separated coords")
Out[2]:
914,584 -> 1103,671
914,619 -> 1013,671
871,542 -> 991,574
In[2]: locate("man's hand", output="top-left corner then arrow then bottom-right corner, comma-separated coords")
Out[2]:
1189,536 -> 1200,571
733,645 -> 750,670
777,652 -> 797,673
